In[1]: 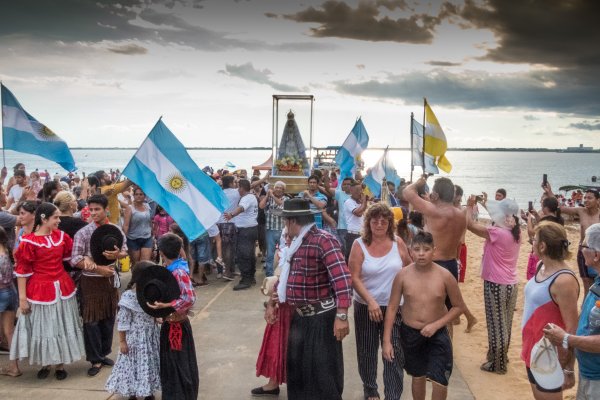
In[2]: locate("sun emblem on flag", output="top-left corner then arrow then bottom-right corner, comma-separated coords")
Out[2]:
166,173 -> 187,194
40,125 -> 57,138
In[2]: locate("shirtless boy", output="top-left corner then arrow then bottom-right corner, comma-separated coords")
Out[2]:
383,232 -> 466,400
404,175 -> 477,333
546,184 -> 600,295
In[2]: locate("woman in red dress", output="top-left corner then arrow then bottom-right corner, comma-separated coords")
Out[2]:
252,233 -> 293,396
10,203 -> 85,380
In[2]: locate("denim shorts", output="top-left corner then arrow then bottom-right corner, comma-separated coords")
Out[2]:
126,236 -> 154,251
191,234 -> 211,263
0,286 -> 17,312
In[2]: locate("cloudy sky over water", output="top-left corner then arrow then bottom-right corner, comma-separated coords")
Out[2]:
1,0 -> 599,150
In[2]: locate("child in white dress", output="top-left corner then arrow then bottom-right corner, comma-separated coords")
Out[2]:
106,262 -> 161,400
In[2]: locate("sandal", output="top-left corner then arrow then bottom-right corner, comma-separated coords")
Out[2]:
0,367 -> 22,377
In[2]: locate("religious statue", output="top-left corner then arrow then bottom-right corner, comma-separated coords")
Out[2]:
276,110 -> 308,173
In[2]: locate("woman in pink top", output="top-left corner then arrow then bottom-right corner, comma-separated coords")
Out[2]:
466,197 -> 521,374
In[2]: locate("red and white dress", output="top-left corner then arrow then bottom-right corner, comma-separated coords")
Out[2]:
10,230 -> 85,366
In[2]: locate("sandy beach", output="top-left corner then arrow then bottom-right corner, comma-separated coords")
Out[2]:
452,223 -> 582,400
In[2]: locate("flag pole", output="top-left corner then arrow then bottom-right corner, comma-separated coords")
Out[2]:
1,81 -> 5,168
410,112 -> 414,182
422,98 -> 427,176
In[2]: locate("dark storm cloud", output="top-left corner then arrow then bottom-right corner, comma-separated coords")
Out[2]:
425,61 -> 462,67
107,43 -> 148,55
569,121 -> 600,131
273,0 -> 443,43
221,63 -> 305,92
454,0 -> 600,70
0,0 -> 333,52
335,69 -> 600,116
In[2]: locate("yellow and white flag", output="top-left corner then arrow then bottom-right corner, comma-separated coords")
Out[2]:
424,100 -> 452,173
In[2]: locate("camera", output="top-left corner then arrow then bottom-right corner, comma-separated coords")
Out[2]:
475,195 -> 484,202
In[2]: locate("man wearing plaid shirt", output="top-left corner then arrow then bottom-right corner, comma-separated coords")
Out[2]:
268,198 -> 352,400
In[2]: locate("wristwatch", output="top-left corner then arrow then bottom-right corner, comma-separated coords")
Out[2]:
336,313 -> 348,321
562,333 -> 570,349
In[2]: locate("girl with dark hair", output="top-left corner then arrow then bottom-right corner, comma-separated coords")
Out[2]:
0,227 -> 20,377
106,261 -> 160,400
15,201 -> 38,250
123,187 -> 153,265
10,202 -> 85,380
466,197 -> 522,374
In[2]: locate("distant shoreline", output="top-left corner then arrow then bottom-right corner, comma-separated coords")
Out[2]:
3,147 -> 597,152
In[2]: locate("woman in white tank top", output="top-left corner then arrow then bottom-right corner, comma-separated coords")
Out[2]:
349,203 -> 412,400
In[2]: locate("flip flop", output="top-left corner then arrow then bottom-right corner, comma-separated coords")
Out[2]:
0,367 -> 22,377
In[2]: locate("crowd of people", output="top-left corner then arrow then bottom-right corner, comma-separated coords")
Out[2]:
0,160 -> 599,400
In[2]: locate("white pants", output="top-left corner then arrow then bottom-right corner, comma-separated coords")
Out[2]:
577,376 -> 600,400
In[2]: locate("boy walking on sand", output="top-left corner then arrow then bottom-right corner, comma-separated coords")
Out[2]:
383,232 -> 466,400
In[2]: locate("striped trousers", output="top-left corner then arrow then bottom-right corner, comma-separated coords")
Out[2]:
483,280 -> 518,373
354,301 -> 404,400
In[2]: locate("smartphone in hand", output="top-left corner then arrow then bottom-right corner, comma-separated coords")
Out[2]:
528,201 -> 534,212
542,174 -> 548,187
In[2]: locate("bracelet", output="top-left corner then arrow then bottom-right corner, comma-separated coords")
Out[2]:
563,369 -> 574,375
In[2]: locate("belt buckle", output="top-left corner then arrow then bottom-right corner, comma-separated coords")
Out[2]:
296,304 -> 316,316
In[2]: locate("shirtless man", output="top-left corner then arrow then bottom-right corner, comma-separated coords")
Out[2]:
546,184 -> 600,295
404,175 -> 477,333
383,232 -> 466,400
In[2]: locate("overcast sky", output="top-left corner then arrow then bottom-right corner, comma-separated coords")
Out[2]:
1,0 -> 599,149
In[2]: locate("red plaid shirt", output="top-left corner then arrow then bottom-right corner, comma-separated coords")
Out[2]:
285,226 -> 352,308
170,268 -> 196,314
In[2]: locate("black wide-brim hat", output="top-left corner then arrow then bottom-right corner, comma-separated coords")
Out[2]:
272,198 -> 322,217
136,264 -> 180,318
90,224 -> 124,266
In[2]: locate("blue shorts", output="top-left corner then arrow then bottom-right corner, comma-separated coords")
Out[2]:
191,234 -> 212,263
126,236 -> 154,251
0,286 -> 17,312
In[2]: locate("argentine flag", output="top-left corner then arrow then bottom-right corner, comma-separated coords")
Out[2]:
363,148 -> 401,198
1,84 -> 76,171
123,119 -> 229,241
335,118 -> 369,180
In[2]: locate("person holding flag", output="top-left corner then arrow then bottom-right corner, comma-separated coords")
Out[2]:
335,118 -> 369,180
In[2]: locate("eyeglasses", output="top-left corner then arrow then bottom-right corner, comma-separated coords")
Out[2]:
370,218 -> 390,225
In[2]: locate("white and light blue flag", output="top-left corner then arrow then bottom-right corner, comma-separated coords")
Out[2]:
411,119 -> 439,174
123,119 -> 229,240
363,148 -> 401,198
1,84 -> 76,171
335,118 -> 369,180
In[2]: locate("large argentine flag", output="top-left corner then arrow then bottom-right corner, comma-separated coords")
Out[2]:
123,119 -> 229,241
1,84 -> 76,171
335,118 -> 369,180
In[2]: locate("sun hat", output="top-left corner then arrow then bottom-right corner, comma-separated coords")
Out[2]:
272,198 -> 322,217
90,224 -> 124,266
529,336 -> 564,390
136,264 -> 180,318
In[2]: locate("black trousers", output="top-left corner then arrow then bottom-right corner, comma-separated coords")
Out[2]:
344,232 -> 361,261
287,308 -> 344,400
83,317 -> 115,364
160,320 -> 199,400
236,226 -> 258,281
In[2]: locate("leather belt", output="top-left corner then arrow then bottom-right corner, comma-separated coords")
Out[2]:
296,298 -> 336,317
347,230 -> 361,235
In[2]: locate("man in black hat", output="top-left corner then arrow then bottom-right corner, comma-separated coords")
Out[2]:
266,198 -> 352,399
147,233 -> 199,400
71,194 -> 128,377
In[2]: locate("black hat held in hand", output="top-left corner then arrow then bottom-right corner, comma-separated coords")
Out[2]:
136,264 -> 180,318
90,224 -> 124,266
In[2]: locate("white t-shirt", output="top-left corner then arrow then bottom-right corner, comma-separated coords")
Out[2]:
344,197 -> 363,233
217,188 -> 241,224
8,185 -> 24,201
234,193 -> 258,228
